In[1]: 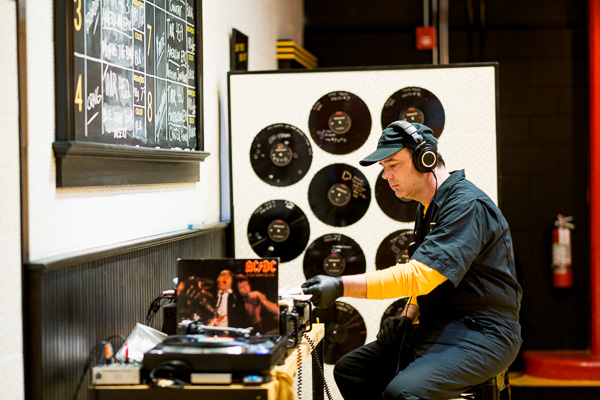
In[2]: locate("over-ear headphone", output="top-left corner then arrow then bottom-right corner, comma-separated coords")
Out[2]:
148,360 -> 191,388
386,120 -> 438,173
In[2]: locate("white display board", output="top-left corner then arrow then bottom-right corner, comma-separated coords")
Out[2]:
228,65 -> 498,367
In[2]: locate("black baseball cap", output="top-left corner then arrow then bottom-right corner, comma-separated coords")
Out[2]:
359,122 -> 437,166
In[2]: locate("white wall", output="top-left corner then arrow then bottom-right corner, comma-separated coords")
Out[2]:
2,0 -> 302,398
25,0 -> 303,261
202,0 -> 304,221
0,0 -> 24,399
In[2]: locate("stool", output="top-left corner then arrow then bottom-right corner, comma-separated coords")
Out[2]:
458,369 -> 511,400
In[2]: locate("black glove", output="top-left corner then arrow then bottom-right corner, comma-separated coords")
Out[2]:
377,316 -> 412,347
301,275 -> 343,308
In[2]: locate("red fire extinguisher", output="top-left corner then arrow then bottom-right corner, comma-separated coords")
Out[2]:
551,214 -> 575,288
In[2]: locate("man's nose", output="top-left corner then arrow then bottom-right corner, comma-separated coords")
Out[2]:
382,168 -> 392,180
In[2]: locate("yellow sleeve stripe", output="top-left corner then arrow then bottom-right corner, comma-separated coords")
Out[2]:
408,295 -> 419,306
364,260 -> 447,300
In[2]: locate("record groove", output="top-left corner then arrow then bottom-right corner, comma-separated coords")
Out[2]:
247,200 -> 310,262
312,301 -> 367,364
376,229 -> 415,270
303,234 -> 366,280
381,87 -> 445,137
375,171 -> 419,222
309,91 -> 372,154
250,123 -> 312,187
308,164 -> 371,227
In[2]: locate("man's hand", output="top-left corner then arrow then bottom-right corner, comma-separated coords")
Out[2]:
248,291 -> 265,302
301,275 -> 343,308
377,316 -> 411,347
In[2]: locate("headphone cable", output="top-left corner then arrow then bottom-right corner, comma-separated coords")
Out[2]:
395,296 -> 413,375
432,170 -> 438,201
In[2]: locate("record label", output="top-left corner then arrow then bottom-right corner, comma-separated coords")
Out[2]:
267,219 -> 290,242
375,171 -> 419,222
303,234 -> 366,280
309,91 -> 372,154
247,200 -> 310,262
376,230 -> 415,270
312,301 -> 367,364
381,87 -> 445,138
250,123 -> 312,187
308,164 -> 371,227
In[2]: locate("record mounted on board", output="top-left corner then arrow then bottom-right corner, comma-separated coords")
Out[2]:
250,123 -> 313,187
380,297 -> 411,327
308,91 -> 372,154
375,171 -> 419,222
308,163 -> 371,227
375,229 -> 414,270
303,234 -> 366,280
381,87 -> 445,138
247,200 -> 310,263
312,301 -> 367,364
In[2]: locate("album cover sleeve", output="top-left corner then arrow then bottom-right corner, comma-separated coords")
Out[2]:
176,258 -> 280,336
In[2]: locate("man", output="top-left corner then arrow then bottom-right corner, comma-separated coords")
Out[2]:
210,269 -> 250,328
176,276 -> 215,323
236,274 -> 280,334
302,121 -> 522,400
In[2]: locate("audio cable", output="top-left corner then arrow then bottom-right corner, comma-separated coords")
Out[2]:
296,332 -> 333,400
72,334 -> 126,400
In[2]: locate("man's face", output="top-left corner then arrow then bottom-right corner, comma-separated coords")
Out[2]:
379,148 -> 423,201
217,270 -> 232,290
237,280 -> 250,296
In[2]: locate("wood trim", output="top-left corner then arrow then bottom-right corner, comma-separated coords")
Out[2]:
53,141 -> 210,187
27,222 -> 229,271
25,223 -> 228,400
53,141 -> 210,162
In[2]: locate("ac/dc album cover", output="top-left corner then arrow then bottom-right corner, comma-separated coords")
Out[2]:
176,258 -> 280,335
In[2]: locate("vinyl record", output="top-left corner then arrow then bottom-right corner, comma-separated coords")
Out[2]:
380,298 -> 410,328
250,123 -> 312,187
247,200 -> 310,262
308,91 -> 372,154
312,301 -> 367,364
375,230 -> 414,270
303,234 -> 366,280
163,335 -> 244,348
375,171 -> 419,222
308,164 -> 371,227
381,87 -> 445,138
194,336 -> 240,347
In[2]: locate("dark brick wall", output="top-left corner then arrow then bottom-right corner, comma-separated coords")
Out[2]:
489,24 -> 590,356
304,0 -> 591,357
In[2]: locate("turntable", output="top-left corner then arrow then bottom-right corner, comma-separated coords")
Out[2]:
94,323 -> 326,400
142,326 -> 288,384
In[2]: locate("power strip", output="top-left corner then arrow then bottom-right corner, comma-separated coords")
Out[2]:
92,363 -> 141,385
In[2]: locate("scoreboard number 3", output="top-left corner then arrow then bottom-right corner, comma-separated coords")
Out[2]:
74,0 -> 82,32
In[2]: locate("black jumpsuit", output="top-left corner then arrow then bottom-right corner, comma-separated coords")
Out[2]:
334,170 -> 523,400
